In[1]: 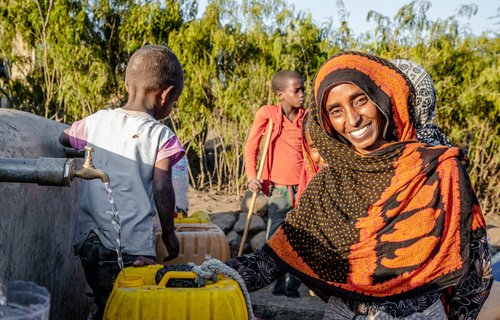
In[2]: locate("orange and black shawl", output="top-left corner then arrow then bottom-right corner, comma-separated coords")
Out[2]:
263,52 -> 486,301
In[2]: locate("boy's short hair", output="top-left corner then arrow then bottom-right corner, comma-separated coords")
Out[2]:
125,45 -> 183,94
271,70 -> 303,93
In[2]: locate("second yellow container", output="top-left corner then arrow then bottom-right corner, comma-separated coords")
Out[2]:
174,210 -> 211,224
156,223 -> 230,265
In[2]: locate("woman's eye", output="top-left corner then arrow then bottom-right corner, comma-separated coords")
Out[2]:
329,108 -> 342,117
354,96 -> 368,107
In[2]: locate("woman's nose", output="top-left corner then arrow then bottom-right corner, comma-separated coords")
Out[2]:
346,108 -> 362,127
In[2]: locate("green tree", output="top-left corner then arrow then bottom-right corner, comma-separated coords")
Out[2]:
1,0 -> 498,213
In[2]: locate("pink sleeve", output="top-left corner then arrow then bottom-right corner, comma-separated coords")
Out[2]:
68,118 -> 88,150
156,136 -> 185,166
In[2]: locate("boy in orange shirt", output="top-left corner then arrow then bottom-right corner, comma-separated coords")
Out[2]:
244,70 -> 305,297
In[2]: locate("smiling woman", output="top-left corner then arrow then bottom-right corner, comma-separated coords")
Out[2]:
264,51 -> 493,318
219,51 -> 493,319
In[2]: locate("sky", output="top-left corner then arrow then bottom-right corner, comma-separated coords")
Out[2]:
197,0 -> 499,36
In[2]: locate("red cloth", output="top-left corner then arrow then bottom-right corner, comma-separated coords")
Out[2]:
244,104 -> 305,196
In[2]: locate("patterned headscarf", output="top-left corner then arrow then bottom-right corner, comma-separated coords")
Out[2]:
263,52 -> 486,301
391,59 -> 453,147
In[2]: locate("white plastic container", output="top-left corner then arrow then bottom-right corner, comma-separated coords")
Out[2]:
172,156 -> 189,213
0,280 -> 50,320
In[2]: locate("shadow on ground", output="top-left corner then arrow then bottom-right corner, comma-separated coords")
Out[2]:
250,283 -> 325,320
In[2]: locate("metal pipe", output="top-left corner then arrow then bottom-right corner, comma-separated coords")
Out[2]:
0,157 -> 74,186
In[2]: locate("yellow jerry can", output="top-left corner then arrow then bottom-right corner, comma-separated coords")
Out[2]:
156,223 -> 230,265
103,265 -> 248,320
174,210 -> 211,224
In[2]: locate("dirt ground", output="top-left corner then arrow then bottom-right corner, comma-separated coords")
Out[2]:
187,187 -> 241,215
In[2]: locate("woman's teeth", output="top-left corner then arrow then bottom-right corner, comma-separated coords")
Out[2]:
349,124 -> 371,138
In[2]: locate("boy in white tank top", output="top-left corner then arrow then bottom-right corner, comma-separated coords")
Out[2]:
59,45 -> 184,319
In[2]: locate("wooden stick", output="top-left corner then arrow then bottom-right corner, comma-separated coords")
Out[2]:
238,119 -> 274,256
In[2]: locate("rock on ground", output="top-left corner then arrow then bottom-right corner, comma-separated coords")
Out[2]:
234,213 -> 266,234
210,212 -> 238,234
251,231 -> 267,251
240,190 -> 269,217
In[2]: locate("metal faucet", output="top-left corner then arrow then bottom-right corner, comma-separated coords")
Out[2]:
72,146 -> 110,184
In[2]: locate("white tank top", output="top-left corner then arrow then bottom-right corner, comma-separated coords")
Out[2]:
73,108 -> 176,256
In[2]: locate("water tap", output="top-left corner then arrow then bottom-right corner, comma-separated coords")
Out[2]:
72,146 -> 110,183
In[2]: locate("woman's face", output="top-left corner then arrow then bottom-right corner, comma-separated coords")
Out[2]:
324,83 -> 387,154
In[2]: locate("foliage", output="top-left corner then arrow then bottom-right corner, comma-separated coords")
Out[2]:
0,0 -> 498,213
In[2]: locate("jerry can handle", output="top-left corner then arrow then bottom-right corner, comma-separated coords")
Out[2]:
175,225 -> 212,232
157,271 -> 197,287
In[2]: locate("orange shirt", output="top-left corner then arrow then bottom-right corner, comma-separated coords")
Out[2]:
244,104 -> 305,194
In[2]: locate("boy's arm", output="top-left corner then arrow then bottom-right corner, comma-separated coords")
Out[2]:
58,119 -> 88,150
59,128 -> 72,148
244,107 -> 269,192
153,157 -> 180,261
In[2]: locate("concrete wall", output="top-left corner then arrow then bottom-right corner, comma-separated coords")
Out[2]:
0,109 -> 89,319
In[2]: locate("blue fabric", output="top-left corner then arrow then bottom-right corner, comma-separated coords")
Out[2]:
492,252 -> 500,281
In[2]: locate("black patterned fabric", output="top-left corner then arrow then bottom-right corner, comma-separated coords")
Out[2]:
225,249 -> 285,292
445,233 -> 493,319
226,242 -> 492,318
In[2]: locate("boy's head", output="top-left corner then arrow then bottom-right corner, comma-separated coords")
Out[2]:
272,70 -> 305,109
125,45 -> 184,119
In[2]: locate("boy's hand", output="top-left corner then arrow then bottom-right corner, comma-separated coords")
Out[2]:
58,128 -> 72,147
161,229 -> 180,261
132,256 -> 157,267
247,178 -> 262,193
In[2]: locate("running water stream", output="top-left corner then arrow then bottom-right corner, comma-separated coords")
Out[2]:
104,182 -> 125,275
0,282 -> 6,305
